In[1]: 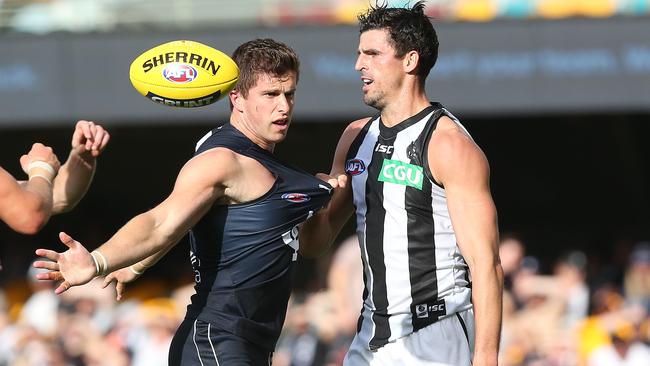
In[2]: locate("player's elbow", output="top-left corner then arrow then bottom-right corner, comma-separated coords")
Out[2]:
15,221 -> 46,235
467,251 -> 503,280
153,220 -> 186,252
21,196 -> 54,233
8,211 -> 49,234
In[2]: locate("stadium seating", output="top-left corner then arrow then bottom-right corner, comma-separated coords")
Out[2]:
1,0 -> 649,33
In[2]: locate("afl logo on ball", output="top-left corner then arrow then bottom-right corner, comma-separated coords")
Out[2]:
163,63 -> 197,83
282,193 -> 311,203
345,159 -> 366,175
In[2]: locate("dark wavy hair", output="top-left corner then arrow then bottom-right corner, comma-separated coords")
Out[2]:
358,1 -> 439,81
231,38 -> 300,98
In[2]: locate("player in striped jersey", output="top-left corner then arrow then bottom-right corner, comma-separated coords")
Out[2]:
301,2 -> 503,365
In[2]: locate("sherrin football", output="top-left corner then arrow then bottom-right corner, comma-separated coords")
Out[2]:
129,40 -> 239,108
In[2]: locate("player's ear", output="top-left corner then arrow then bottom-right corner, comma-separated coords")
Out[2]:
403,50 -> 419,74
230,89 -> 243,112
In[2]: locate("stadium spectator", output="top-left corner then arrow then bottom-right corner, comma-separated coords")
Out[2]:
325,236 -> 364,365
18,261 -> 60,337
623,242 -> 650,312
587,320 -> 650,366
499,233 -> 526,293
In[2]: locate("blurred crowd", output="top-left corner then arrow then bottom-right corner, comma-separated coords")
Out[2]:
498,235 -> 650,365
0,272 -> 190,366
0,0 -> 649,34
1,233 -> 649,365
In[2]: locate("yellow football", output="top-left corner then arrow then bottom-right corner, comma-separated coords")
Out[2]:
129,40 -> 239,108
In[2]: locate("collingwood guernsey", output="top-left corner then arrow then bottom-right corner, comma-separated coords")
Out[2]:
345,103 -> 473,350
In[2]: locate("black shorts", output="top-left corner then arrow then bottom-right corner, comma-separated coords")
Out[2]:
169,317 -> 273,366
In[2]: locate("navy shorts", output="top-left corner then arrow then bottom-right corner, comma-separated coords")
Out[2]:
169,317 -> 273,366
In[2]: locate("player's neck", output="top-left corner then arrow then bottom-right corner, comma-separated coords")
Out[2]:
380,89 -> 431,127
230,116 -> 276,153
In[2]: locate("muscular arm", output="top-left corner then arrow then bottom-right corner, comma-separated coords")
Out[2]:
34,149 -> 239,293
1,143 -> 60,234
131,242 -> 175,272
52,120 -> 110,214
94,149 -> 233,271
52,150 -> 95,214
429,117 -> 503,366
299,118 -> 369,258
0,167 -> 53,234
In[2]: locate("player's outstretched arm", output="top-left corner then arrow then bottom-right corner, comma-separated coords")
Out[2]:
299,118 -> 368,258
33,149 -> 236,293
429,117 -> 503,366
52,120 -> 110,214
102,244 -> 176,301
34,231 -> 97,293
0,144 -> 61,234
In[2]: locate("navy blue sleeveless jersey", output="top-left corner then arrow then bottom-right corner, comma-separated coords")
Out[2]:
184,123 -> 332,351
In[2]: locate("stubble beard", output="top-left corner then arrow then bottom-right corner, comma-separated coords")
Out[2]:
363,90 -> 386,111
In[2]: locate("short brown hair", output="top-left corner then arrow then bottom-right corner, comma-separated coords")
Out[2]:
231,38 -> 300,97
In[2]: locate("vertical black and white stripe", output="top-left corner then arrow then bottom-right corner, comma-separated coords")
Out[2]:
348,104 -> 474,350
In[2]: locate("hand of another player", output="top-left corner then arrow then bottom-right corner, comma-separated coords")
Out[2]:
316,173 -> 348,190
103,266 -> 141,301
19,143 -> 61,176
33,232 -> 97,294
316,173 -> 349,212
70,120 -> 110,158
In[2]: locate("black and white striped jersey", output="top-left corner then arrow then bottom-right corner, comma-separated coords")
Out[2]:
345,103 -> 473,350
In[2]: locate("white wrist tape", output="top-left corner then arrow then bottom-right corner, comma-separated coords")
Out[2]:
129,265 -> 144,275
90,250 -> 108,276
27,161 -> 56,184
90,252 -> 101,276
27,161 -> 56,175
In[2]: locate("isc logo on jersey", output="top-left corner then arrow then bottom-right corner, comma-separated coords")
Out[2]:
378,159 -> 424,190
346,159 -> 366,175
163,63 -> 197,83
375,143 -> 394,154
415,302 -> 445,318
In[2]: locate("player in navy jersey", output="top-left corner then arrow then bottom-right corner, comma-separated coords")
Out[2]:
301,2 -> 503,365
32,39 -> 335,365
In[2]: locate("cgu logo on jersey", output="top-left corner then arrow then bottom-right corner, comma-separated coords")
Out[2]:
346,159 -> 366,175
282,193 -> 311,203
375,143 -> 394,155
162,63 -> 198,83
378,159 -> 424,190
